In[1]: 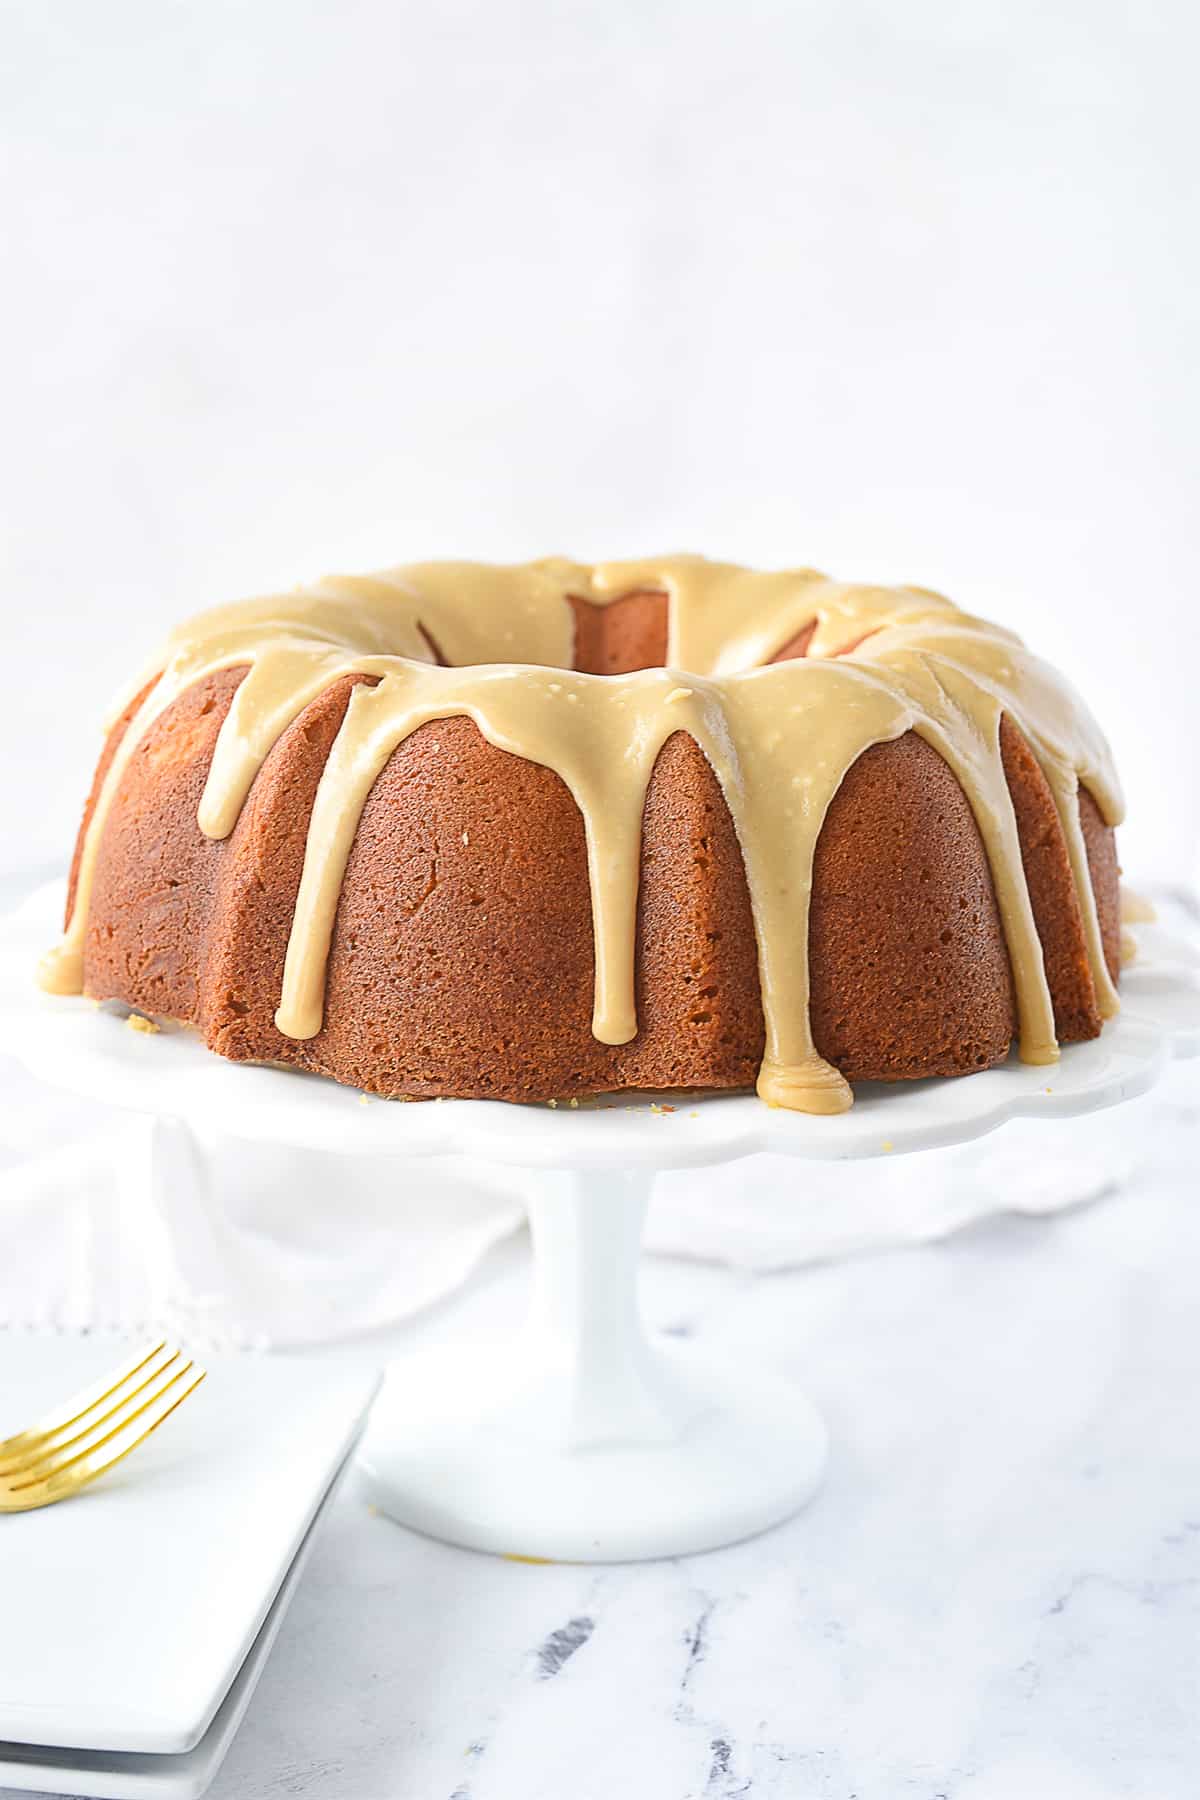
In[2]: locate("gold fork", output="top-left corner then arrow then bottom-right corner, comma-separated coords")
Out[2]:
0,1340 -> 206,1514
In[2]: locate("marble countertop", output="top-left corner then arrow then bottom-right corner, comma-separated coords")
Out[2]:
121,1058 -> 1196,1800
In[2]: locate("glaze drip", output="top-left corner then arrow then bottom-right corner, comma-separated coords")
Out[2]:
41,557 -> 1124,1113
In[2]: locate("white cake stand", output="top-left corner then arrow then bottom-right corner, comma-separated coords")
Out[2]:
3,882 -> 1198,1560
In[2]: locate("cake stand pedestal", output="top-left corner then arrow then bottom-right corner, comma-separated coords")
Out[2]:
2,881 -> 1198,1559
357,1166 -> 829,1560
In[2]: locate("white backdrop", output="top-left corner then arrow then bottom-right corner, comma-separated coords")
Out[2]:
2,0 -> 1196,884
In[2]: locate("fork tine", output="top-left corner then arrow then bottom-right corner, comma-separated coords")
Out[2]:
0,1349 -> 184,1478
6,1358 -> 202,1492
1,1368 -> 207,1513
0,1339 -> 170,1464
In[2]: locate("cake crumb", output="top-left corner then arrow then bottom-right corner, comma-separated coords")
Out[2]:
881,1138 -> 894,1152
689,1110 -> 699,1119
462,829 -> 470,846
568,1097 -> 579,1109
548,1098 -> 558,1109
126,1013 -> 159,1035
359,1094 -> 371,1106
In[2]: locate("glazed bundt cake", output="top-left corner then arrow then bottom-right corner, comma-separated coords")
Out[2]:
40,557 -> 1123,1114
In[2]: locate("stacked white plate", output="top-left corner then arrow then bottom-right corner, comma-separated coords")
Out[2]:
0,1334 -> 380,1798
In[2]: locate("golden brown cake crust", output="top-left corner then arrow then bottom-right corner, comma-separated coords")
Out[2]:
72,672 -> 1111,1104
65,676 -> 158,929
80,668 -> 243,1023
202,673 -> 364,1065
222,718 -> 769,1100
1079,784 -> 1121,986
999,714 -> 1102,1043
808,732 -> 1015,1081
61,564 -> 1124,1108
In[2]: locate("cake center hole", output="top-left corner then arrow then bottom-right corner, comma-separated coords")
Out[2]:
568,591 -> 669,675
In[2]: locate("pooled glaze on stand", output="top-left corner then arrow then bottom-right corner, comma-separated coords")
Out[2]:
40,557 -> 1123,1115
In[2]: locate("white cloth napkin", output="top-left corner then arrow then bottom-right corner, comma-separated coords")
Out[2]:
0,1079 -> 528,1346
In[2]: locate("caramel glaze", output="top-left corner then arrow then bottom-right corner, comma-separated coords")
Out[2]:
42,557 -> 1123,1114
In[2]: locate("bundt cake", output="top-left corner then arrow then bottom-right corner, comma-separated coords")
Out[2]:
39,557 -> 1124,1115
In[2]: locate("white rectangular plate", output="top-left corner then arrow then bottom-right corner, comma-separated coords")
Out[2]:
0,1440 -> 354,1799
0,1334 -> 379,1755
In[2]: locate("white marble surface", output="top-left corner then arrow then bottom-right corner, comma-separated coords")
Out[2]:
8,1066 -> 1190,1799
